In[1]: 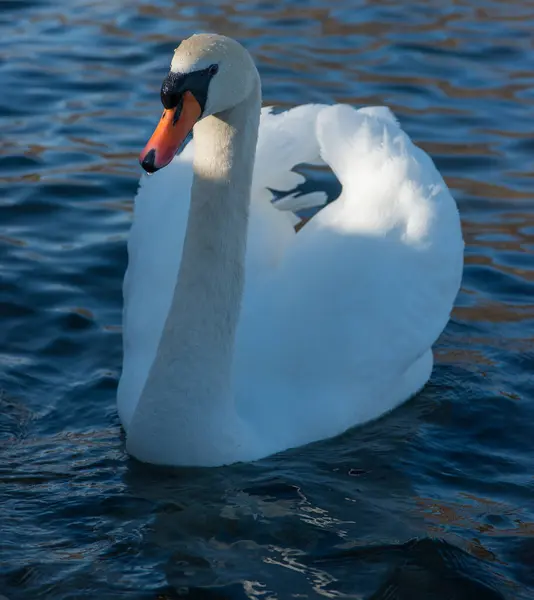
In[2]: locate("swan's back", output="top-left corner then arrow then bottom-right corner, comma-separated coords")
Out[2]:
234,105 -> 464,446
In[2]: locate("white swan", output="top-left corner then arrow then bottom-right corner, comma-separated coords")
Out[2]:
118,34 -> 464,467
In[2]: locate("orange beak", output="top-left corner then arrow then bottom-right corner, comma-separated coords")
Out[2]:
139,91 -> 202,173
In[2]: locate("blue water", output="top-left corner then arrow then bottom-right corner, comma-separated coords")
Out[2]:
1,1 -> 534,598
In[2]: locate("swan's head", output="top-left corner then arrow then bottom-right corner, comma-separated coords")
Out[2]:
139,33 -> 258,173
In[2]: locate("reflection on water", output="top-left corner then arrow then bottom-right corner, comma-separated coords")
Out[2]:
1,0 -> 533,598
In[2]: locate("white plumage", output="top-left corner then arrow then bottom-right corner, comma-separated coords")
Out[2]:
118,34 -> 464,466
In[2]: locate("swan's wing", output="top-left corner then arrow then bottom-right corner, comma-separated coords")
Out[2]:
244,104 -> 333,276
237,104 -> 464,433
254,105 -> 330,219
295,104 -> 463,370
251,105 -> 397,220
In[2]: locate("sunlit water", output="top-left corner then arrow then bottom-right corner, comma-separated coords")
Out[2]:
1,1 -> 534,598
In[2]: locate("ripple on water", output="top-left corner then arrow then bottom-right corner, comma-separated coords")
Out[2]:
0,0 -> 534,598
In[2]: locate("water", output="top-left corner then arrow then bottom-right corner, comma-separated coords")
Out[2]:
1,0 -> 533,598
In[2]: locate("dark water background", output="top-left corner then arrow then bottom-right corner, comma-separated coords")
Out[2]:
1,0 -> 534,598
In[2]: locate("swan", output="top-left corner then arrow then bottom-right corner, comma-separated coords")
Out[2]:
118,33 -> 464,467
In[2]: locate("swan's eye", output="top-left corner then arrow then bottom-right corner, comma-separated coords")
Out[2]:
208,64 -> 219,76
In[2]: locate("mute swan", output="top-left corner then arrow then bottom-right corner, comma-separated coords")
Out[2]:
119,33 -> 464,467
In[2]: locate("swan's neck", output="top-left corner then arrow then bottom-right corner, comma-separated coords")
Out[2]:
126,79 -> 261,465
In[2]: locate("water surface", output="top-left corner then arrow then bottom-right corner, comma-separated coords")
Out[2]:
1,0 -> 534,598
